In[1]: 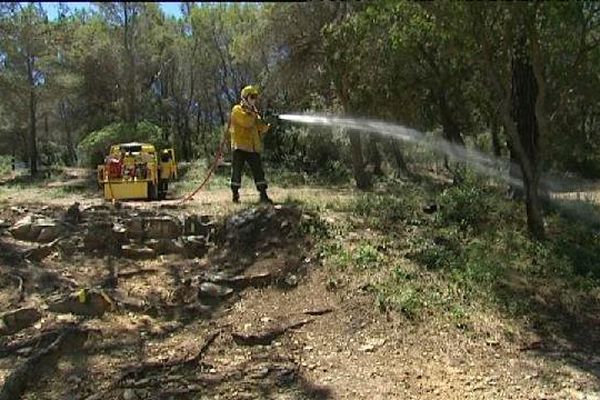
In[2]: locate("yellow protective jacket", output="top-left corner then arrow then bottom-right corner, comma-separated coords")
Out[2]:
229,104 -> 269,153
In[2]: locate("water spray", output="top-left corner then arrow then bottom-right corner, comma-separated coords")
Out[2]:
279,113 -> 523,188
278,113 -> 600,227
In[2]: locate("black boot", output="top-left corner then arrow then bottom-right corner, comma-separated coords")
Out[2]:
259,190 -> 273,204
232,190 -> 240,203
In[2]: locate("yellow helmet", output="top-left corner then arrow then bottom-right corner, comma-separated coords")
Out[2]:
241,85 -> 259,98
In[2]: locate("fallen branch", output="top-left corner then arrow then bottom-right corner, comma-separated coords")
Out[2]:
208,272 -> 272,289
0,326 -> 88,400
302,308 -> 333,316
0,329 -> 60,358
117,268 -> 159,279
232,319 -> 313,346
117,329 -> 221,384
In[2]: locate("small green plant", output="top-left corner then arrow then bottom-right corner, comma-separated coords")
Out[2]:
318,241 -> 352,270
415,246 -> 455,270
353,243 -> 382,269
392,265 -> 415,282
375,284 -> 422,320
347,189 -> 423,231
298,214 -> 330,239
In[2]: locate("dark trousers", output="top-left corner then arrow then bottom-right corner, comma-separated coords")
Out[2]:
230,149 -> 268,192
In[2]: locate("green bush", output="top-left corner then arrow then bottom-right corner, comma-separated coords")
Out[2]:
77,120 -> 167,167
437,180 -> 490,229
350,189 -> 421,228
263,124 -> 352,184
39,140 -> 68,167
0,155 -> 11,176
551,222 -> 600,279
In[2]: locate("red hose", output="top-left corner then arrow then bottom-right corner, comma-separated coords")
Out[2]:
178,137 -> 227,205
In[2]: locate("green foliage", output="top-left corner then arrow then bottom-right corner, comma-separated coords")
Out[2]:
353,243 -> 383,269
264,124 -> 352,185
375,283 -> 422,320
409,237 -> 458,271
436,182 -> 490,230
77,120 -> 166,167
298,213 -> 331,239
0,155 -> 11,176
347,187 -> 423,229
550,219 -> 600,280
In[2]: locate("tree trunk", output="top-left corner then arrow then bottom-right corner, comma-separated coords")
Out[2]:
338,77 -> 370,190
27,57 -> 37,177
490,119 -> 502,158
123,3 -> 136,123
59,101 -> 76,166
184,117 -> 193,160
510,34 -> 545,239
438,94 -> 465,183
367,137 -> 383,176
474,6 -> 545,239
507,141 -> 523,199
390,138 -> 410,176
348,129 -> 371,190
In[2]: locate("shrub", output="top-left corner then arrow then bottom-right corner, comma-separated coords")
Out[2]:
350,189 -> 421,228
437,180 -> 490,229
0,155 -> 11,176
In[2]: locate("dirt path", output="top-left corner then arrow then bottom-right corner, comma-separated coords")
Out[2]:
1,183 -> 599,399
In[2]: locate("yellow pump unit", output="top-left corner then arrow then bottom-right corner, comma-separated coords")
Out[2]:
97,142 -> 177,201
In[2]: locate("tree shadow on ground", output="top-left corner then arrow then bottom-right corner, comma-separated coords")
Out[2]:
494,272 -> 600,384
491,202 -> 600,385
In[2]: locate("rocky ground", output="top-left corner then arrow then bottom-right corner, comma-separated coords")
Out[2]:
0,181 -> 599,399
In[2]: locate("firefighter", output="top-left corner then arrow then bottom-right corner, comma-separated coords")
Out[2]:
228,85 -> 272,204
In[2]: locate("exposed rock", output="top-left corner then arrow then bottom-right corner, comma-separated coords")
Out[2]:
181,235 -> 207,257
108,289 -> 146,311
145,238 -> 185,254
283,274 -> 299,288
83,221 -> 124,251
9,215 -> 35,240
9,215 -> 64,243
123,218 -> 144,240
48,289 -> 113,317
183,215 -> 213,236
121,244 -> 156,260
10,206 -> 28,214
144,216 -> 182,239
36,224 -> 63,243
24,238 -> 62,261
0,308 -> 42,335
198,282 -> 233,298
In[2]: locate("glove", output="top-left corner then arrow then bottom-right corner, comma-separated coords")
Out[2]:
241,99 -> 259,116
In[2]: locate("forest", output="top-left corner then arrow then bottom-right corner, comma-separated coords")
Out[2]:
1,2 -> 600,399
